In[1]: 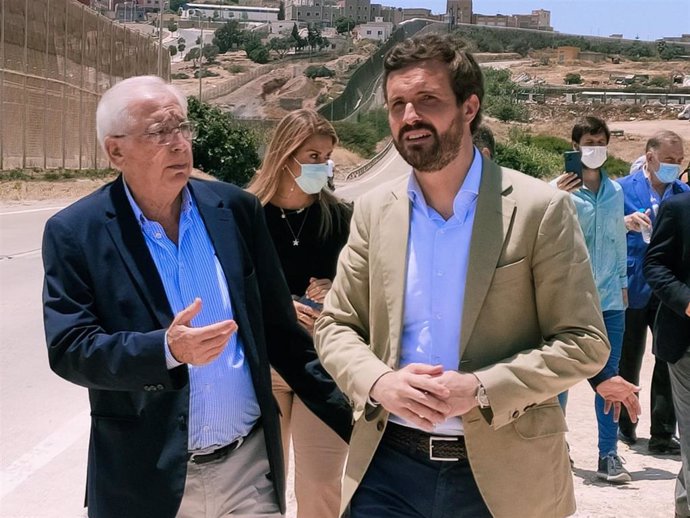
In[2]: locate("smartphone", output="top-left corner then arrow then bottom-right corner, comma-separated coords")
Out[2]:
564,151 -> 582,178
297,295 -> 323,311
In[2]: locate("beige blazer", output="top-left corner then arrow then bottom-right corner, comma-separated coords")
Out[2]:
314,158 -> 610,518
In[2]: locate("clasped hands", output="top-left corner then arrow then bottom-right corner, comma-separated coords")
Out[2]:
167,298 -> 237,365
369,363 -> 480,432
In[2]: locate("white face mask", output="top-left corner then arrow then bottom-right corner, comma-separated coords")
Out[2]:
580,146 -> 608,169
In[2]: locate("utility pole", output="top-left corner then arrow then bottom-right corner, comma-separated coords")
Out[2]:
198,15 -> 203,99
158,0 -> 164,77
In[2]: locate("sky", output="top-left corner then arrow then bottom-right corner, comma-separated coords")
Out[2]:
390,0 -> 690,41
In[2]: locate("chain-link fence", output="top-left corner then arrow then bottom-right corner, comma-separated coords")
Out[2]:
1,0 -> 170,171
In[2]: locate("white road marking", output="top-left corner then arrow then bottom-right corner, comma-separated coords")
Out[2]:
0,206 -> 66,216
0,409 -> 90,499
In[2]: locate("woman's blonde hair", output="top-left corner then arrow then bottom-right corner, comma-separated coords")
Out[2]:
247,109 -> 350,239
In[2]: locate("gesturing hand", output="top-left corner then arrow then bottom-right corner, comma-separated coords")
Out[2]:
596,376 -> 641,423
167,298 -> 237,365
369,363 -> 450,432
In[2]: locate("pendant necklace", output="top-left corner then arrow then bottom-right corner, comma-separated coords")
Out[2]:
280,205 -> 311,246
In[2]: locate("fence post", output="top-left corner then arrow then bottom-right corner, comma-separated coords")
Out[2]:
61,0 -> 68,169
43,0 -> 51,170
79,4 -> 85,170
0,0 -> 5,170
22,0 -> 29,169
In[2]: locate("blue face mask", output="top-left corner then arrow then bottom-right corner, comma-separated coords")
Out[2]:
291,158 -> 329,194
655,162 -> 681,184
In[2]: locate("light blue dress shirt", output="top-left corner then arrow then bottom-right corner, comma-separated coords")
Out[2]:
124,183 -> 260,451
569,171 -> 628,311
392,148 -> 482,435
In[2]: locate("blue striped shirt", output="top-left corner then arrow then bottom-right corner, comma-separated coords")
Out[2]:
124,182 -> 260,451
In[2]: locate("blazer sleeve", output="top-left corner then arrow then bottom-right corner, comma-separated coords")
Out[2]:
474,192 -> 610,428
42,213 -> 186,391
247,196 -> 352,441
644,200 -> 690,317
314,195 -> 393,418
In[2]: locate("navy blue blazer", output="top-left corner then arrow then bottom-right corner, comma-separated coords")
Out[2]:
644,192 -> 690,363
617,169 -> 689,309
42,176 -> 352,518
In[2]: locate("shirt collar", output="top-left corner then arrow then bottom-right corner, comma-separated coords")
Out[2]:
407,146 -> 482,221
123,180 -> 194,227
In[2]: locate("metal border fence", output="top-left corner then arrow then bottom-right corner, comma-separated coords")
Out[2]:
0,0 -> 170,171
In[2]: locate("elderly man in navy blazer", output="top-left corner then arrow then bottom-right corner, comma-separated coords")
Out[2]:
41,75 -> 351,518
644,192 -> 690,517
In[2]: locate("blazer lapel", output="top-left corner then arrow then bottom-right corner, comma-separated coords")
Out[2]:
460,160 -> 516,359
189,181 -> 259,367
105,176 -> 172,328
379,179 -> 411,366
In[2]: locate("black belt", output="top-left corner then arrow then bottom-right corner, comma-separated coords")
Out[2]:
383,422 -> 468,462
187,438 -> 244,465
187,421 -> 262,465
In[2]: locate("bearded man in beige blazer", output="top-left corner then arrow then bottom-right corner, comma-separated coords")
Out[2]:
314,33 -> 610,518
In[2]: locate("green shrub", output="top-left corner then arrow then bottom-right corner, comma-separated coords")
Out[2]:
171,72 -> 190,80
248,46 -> 270,64
333,121 -> 377,157
527,135 -> 572,155
187,97 -> 261,186
564,73 -> 583,85
602,156 -> 631,178
485,97 -> 529,122
226,64 -> 246,74
494,141 -> 562,179
304,65 -> 335,79
193,69 -> 220,78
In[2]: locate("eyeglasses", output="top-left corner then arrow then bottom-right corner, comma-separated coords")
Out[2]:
114,121 -> 196,146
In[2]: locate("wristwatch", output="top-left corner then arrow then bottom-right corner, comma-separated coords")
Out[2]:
475,383 -> 491,409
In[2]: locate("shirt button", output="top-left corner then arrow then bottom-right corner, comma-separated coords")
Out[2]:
203,425 -> 210,432
154,232 -> 162,239
436,271 -> 443,277
435,314 -> 442,320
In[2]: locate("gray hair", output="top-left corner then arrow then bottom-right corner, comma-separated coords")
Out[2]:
96,75 -> 188,150
645,130 -> 683,152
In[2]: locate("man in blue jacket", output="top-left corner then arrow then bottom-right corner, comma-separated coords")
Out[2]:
617,130 -> 689,453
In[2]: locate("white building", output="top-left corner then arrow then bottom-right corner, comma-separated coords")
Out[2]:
181,3 -> 279,23
356,17 -> 393,41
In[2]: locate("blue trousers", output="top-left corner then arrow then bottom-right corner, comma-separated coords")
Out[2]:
558,310 -> 625,457
350,436 -> 492,518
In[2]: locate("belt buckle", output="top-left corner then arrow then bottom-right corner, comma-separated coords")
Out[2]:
429,435 -> 460,462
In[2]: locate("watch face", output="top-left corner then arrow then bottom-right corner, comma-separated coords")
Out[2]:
477,387 -> 490,408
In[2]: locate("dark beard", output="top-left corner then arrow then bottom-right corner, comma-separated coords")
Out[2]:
393,116 -> 464,172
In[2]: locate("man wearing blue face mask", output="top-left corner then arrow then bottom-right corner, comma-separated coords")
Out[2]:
617,130 -> 690,454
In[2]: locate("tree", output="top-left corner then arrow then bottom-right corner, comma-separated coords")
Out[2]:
269,34 -> 294,59
169,0 -> 186,12
213,20 -> 244,53
184,47 -> 201,67
248,45 -> 270,64
290,23 -> 307,51
306,24 -> 324,51
243,32 -> 264,55
202,43 -> 220,64
278,0 -> 285,20
177,37 -> 186,53
187,97 -> 261,186
167,21 -> 178,34
169,45 -> 177,56
564,73 -> 583,85
334,16 -> 355,35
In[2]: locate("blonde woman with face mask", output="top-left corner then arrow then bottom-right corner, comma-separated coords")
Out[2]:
246,109 -> 352,518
